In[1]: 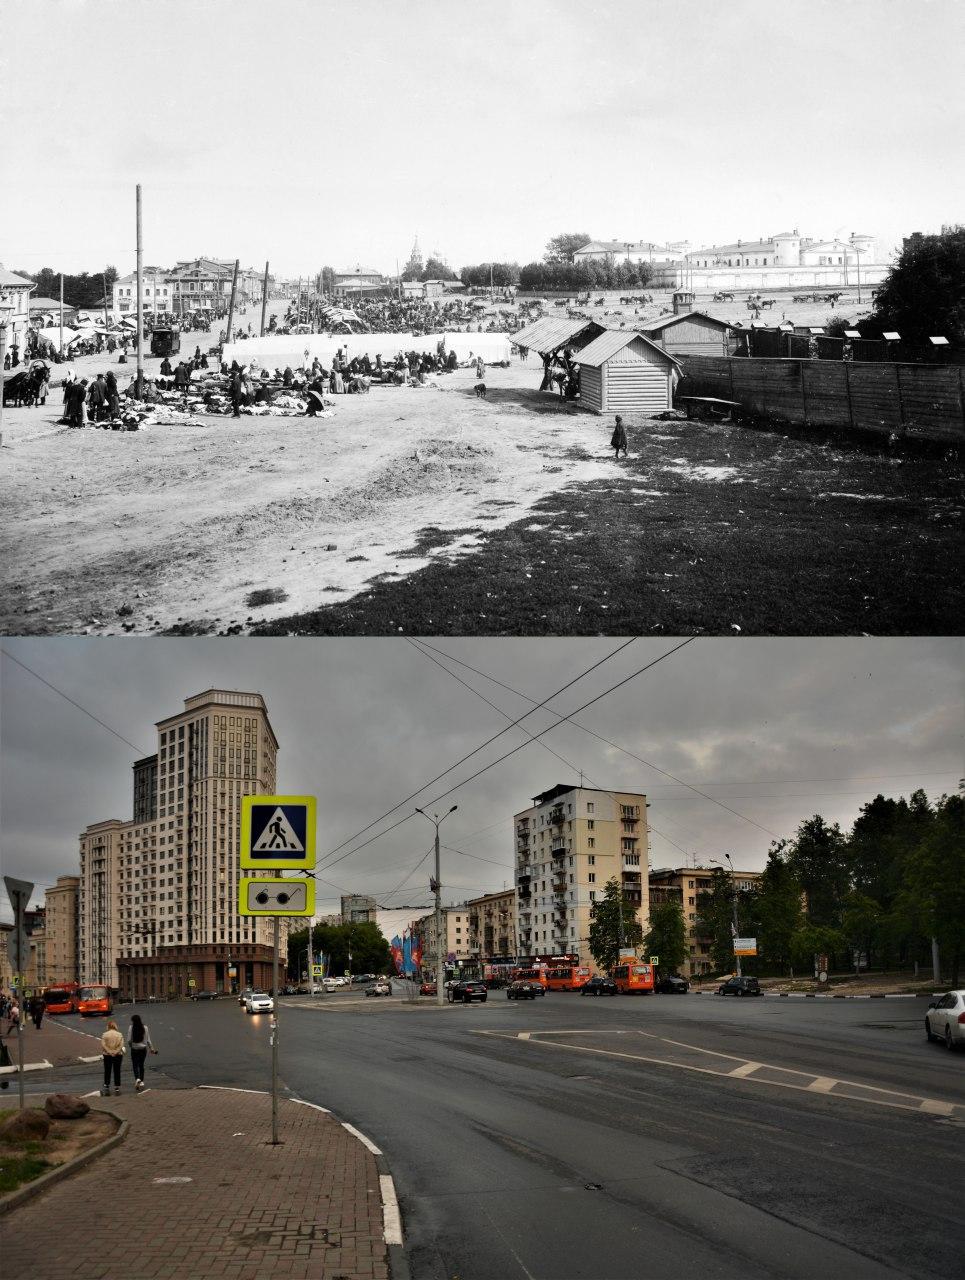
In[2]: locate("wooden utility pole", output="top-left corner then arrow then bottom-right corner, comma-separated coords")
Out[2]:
135,184 -> 144,397
260,260 -> 269,336
59,272 -> 64,358
225,258 -> 240,344
102,272 -> 110,333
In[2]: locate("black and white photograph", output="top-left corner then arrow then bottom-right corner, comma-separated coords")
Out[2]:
0,2 -> 963,1279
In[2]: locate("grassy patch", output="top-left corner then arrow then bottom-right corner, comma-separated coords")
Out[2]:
253,419 -> 964,636
0,1151 -> 52,1194
245,587 -> 290,608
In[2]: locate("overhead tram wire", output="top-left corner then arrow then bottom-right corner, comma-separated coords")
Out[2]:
408,637 -> 777,839
0,647 -> 149,756
409,640 -> 706,866
314,637 -> 640,872
316,637 -> 697,876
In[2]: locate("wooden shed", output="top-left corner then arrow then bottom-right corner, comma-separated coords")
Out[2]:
640,310 -> 732,357
575,331 -> 680,415
512,314 -> 605,357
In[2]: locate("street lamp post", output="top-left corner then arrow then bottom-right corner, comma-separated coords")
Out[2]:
416,805 -> 458,1007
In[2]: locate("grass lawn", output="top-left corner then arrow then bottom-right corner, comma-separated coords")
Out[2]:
255,416 -> 964,635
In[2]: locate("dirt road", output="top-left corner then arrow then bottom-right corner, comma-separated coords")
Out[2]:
0,359 -> 621,635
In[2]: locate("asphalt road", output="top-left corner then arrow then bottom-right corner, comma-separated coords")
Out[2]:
25,989 -> 965,1280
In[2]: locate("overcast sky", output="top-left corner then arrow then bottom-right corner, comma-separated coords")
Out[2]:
1,637 -> 960,920
2,0 -> 962,279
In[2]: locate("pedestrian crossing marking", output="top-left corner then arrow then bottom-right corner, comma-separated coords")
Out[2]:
253,807 -> 304,853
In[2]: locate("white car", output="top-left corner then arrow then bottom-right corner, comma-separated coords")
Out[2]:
321,977 -> 339,992
245,991 -> 274,1015
925,990 -> 965,1049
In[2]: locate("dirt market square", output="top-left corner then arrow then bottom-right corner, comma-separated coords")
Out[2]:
1,350 -> 961,637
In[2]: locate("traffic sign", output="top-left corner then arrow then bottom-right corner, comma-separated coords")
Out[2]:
649,955 -> 660,965
734,937 -> 758,956
240,796 -> 315,870
239,877 -> 315,917
311,964 -> 324,977
3,876 -> 34,974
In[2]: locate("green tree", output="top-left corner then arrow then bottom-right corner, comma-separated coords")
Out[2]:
287,921 -> 392,979
868,226 -> 965,344
754,846 -> 804,975
589,878 -> 643,972
893,793 -> 965,985
642,898 -> 687,974
789,923 -> 846,973
420,257 -> 458,282
695,867 -> 737,972
544,232 -> 592,265
840,892 -> 882,974
784,815 -> 851,929
459,262 -> 521,289
317,266 -> 336,293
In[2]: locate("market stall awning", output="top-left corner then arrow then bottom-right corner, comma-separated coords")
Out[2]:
511,315 -> 605,356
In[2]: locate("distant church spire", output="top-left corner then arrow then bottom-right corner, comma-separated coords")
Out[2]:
406,236 -> 423,275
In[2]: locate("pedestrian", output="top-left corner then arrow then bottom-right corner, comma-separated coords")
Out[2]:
6,998 -> 20,1033
230,367 -> 243,416
100,1019 -> 125,1095
127,1014 -> 157,1091
30,995 -> 44,1030
610,414 -> 628,459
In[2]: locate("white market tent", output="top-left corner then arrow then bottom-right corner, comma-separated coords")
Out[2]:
36,325 -> 81,353
220,331 -> 511,371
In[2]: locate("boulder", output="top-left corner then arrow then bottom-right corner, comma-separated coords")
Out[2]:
0,1108 -> 51,1142
44,1092 -> 91,1120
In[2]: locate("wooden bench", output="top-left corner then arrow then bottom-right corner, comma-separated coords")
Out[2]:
677,396 -> 743,423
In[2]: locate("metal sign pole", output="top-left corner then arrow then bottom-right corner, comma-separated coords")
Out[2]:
16,970 -> 25,1110
272,915 -> 280,1144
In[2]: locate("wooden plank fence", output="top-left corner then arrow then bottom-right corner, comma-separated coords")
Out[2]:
677,356 -> 965,443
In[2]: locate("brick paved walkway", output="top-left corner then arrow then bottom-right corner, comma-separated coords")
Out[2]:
3,1089 -> 391,1280
1,1016 -> 103,1069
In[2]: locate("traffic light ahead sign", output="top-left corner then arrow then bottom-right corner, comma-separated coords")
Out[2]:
240,795 -> 316,870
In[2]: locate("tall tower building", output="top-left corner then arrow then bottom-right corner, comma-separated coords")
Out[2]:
405,236 -> 423,276
43,875 -> 80,984
79,689 -> 284,996
514,784 -> 649,968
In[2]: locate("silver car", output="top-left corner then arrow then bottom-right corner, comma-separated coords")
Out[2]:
245,991 -> 274,1015
925,990 -> 965,1049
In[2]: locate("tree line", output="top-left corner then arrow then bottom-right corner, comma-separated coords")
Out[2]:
286,920 -> 392,980
591,789 -> 963,984
15,266 -> 119,311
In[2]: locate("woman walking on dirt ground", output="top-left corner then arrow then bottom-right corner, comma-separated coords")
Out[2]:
127,1014 -> 157,1091
101,1020 -> 125,1095
610,414 -> 628,459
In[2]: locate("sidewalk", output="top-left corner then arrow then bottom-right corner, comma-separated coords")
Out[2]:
0,1017 -> 103,1072
2,1087 -> 394,1280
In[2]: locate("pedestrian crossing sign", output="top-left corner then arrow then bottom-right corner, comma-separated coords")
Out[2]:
240,795 -> 316,869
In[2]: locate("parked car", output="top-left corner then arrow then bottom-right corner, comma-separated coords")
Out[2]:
717,976 -> 761,997
321,977 -> 339,992
925,990 -> 965,1050
245,992 -> 274,1014
365,980 -> 392,997
581,976 -> 618,997
506,980 -> 542,1000
655,975 -> 690,994
447,980 -> 488,1004
191,990 -> 219,1001
419,981 -> 437,996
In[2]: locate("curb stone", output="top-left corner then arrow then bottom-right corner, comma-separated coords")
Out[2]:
690,991 -> 941,999
0,1109 -> 128,1216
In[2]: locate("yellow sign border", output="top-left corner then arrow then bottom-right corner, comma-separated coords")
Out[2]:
238,877 -> 316,917
240,795 -> 316,870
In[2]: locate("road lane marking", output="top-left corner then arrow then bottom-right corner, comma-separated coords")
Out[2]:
728,1061 -> 762,1078
473,1031 -> 964,1120
79,1055 -> 102,1064
380,1173 -> 403,1245
0,1059 -> 53,1074
343,1121 -> 382,1155
807,1077 -> 837,1093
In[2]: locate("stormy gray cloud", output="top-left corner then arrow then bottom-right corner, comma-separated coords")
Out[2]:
1,637 -> 961,919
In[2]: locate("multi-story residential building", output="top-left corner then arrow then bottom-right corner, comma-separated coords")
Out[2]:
648,865 -> 762,977
112,268 -> 173,315
466,889 -> 517,962
79,689 -> 285,998
341,894 -> 377,925
0,264 -> 36,362
43,875 -> 80,985
680,229 -> 889,290
515,785 -> 649,969
165,259 -> 265,316
413,905 -> 473,976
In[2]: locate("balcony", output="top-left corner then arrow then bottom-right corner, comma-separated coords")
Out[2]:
548,807 -> 565,826
516,822 -> 529,835
550,838 -> 566,853
517,864 -> 534,879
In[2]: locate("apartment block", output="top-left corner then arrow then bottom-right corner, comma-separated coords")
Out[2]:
414,905 -> 473,975
341,894 -> 378,924
648,865 -> 762,977
515,784 -> 649,968
79,689 -> 286,997
466,889 -> 517,961
42,874 -> 80,985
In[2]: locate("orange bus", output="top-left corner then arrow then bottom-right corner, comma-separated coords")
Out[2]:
43,982 -> 80,1014
544,965 -> 592,992
512,966 -> 549,989
77,984 -> 114,1017
612,962 -> 655,994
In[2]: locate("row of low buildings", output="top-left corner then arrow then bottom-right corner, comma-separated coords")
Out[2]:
574,228 -> 892,290
1,689 -> 762,1000
111,258 -> 269,316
